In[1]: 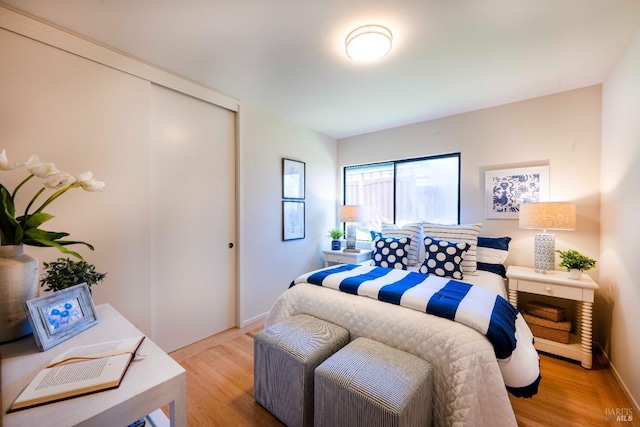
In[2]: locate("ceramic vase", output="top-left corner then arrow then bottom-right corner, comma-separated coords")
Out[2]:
567,269 -> 582,280
0,244 -> 39,343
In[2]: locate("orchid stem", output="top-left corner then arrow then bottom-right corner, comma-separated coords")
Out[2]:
11,174 -> 34,200
33,185 -> 75,214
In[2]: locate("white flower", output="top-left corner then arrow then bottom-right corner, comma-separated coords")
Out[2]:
0,149 -> 25,170
76,171 -> 105,192
26,155 -> 60,178
81,178 -> 106,192
44,172 -> 76,189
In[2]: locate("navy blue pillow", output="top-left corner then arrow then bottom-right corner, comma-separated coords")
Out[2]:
371,236 -> 410,270
419,237 -> 470,280
477,236 -> 511,278
370,230 -> 383,241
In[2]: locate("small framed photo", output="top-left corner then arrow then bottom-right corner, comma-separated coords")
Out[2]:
485,165 -> 549,219
23,283 -> 99,351
283,200 -> 305,241
282,158 -> 305,199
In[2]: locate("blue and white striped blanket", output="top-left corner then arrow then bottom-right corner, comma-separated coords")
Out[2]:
293,263 -> 540,398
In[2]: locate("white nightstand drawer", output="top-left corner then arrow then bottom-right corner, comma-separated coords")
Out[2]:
325,253 -> 349,264
323,249 -> 373,267
517,279 -> 583,300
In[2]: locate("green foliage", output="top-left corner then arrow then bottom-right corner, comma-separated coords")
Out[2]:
327,228 -> 344,240
556,249 -> 596,271
40,257 -> 107,292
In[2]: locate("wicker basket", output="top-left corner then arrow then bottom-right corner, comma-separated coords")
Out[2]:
524,301 -> 566,322
523,313 -> 572,344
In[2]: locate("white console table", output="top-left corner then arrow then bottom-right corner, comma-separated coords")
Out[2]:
1,303 -> 187,427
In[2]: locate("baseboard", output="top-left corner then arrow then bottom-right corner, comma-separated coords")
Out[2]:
240,312 -> 268,328
595,343 -> 640,415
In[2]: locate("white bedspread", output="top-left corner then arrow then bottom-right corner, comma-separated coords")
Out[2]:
266,281 -> 520,426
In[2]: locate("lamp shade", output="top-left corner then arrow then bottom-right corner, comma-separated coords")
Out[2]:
339,205 -> 366,223
519,202 -> 576,230
345,25 -> 393,62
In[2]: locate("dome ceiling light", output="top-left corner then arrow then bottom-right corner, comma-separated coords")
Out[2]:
345,24 -> 393,62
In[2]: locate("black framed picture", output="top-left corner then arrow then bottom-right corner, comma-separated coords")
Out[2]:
283,200 -> 305,241
282,158 -> 305,199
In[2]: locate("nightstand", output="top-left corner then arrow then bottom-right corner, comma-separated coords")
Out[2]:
323,249 -> 373,267
506,265 -> 599,369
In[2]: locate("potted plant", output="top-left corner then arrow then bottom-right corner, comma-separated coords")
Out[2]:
0,149 -> 104,342
327,228 -> 344,250
556,249 -> 596,279
40,257 -> 107,292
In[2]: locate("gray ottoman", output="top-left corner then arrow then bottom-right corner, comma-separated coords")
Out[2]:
314,337 -> 433,427
254,314 -> 350,427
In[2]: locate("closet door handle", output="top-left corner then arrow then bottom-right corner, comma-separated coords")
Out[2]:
228,243 -> 234,249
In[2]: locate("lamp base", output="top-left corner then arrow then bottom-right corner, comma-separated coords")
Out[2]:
345,224 -> 357,251
534,233 -> 555,272
343,248 -> 361,253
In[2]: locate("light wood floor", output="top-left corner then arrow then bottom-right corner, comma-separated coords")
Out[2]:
170,320 -> 638,427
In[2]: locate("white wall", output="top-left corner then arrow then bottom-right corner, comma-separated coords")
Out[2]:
601,28 -> 640,411
338,86 -> 601,275
238,102 -> 337,324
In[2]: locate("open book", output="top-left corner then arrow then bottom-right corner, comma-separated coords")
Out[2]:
10,336 -> 145,411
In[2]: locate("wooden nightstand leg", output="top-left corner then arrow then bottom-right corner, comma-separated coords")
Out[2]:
508,288 -> 518,308
579,301 -> 593,369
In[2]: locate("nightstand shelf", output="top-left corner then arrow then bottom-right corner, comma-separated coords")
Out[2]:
323,249 -> 372,267
506,265 -> 599,369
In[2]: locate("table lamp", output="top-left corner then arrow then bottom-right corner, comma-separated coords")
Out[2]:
519,202 -> 576,273
339,205 -> 365,252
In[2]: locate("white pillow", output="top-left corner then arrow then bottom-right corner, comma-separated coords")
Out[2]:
422,222 -> 482,275
381,222 -> 422,266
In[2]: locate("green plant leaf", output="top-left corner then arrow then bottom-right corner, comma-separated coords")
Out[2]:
0,186 -> 19,244
19,212 -> 55,230
22,228 -> 89,259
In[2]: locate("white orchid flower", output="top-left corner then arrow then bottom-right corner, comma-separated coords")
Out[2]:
80,178 -> 106,192
1,149 -> 105,258
44,171 -> 76,189
76,171 -> 105,192
0,149 -> 25,170
27,155 -> 60,178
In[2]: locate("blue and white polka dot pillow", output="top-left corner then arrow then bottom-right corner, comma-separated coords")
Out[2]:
371,236 -> 410,270
419,237 -> 470,280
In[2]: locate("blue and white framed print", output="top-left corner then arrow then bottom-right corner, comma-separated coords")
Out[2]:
485,165 -> 549,219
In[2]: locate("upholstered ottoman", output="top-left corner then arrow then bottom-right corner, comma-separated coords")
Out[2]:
314,337 -> 433,427
254,314 -> 350,427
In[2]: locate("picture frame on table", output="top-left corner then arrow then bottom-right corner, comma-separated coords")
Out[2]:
282,200 -> 305,241
485,165 -> 549,219
282,158 -> 305,200
23,283 -> 99,351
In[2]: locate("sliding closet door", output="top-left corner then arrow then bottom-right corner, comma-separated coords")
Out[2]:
150,83 -> 236,352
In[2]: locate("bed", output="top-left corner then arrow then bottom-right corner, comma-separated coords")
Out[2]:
265,225 -> 540,427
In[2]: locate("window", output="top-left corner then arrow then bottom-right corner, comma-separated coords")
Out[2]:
344,153 -> 460,239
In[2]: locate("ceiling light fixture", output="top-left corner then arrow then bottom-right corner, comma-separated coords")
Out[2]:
345,24 -> 393,62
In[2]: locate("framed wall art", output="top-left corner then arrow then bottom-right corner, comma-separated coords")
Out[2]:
282,158 -> 305,199
283,200 -> 305,241
23,283 -> 99,351
485,165 -> 549,219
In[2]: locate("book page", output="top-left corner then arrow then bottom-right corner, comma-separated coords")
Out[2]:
11,353 -> 133,411
48,336 -> 144,367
